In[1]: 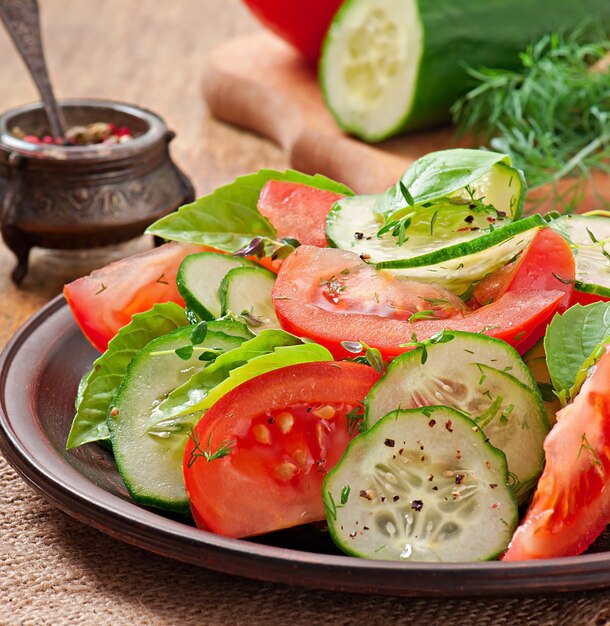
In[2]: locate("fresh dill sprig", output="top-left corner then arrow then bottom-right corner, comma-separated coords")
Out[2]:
452,27 -> 610,213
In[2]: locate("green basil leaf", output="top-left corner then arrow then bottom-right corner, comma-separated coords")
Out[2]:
66,302 -> 189,449
544,302 -> 610,398
146,169 -> 353,251
375,149 -> 512,217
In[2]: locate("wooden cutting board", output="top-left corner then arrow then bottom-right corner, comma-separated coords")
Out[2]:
203,32 -> 607,209
203,32 -> 468,194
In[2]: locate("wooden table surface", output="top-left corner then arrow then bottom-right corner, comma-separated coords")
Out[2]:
1,2 -> 610,625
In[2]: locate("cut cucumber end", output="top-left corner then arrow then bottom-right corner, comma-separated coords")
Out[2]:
219,266 -> 280,332
177,252 -> 251,320
321,0 -> 423,142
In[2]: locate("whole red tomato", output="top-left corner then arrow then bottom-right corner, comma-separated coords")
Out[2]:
242,0 -> 343,64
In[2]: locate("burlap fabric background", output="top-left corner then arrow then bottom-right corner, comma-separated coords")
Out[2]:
2,1 -> 610,624
2,454 -> 610,625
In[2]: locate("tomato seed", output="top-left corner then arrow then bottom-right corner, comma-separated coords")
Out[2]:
276,411 -> 294,434
274,461 -> 298,481
252,424 -> 272,445
313,405 -> 336,420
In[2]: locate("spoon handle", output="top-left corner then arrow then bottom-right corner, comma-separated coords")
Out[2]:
0,0 -> 66,138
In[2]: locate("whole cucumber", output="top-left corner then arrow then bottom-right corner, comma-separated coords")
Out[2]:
320,0 -> 610,141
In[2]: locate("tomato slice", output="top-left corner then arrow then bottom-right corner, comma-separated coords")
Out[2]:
183,361 -> 380,537
503,346 -> 610,560
273,246 -> 565,359
64,242 -> 204,352
473,228 -> 575,313
257,180 -> 344,248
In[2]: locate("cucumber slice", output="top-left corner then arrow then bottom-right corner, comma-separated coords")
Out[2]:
365,332 -> 548,503
550,214 -> 610,298
522,338 -> 561,426
108,325 -> 245,513
324,407 -> 517,562
327,160 -> 524,269
374,215 -> 544,294
177,252 -> 251,320
321,0 -> 610,140
219,266 -> 279,332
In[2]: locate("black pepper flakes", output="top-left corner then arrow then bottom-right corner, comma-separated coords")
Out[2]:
490,483 -> 498,489
384,438 -> 396,447
445,420 -> 453,433
392,495 -> 400,502
411,500 -> 424,511
428,419 -> 436,428
354,231 -> 364,240
455,473 -> 465,484
464,215 -> 475,224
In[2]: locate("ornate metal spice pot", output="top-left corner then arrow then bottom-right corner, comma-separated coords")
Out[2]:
0,98 -> 195,284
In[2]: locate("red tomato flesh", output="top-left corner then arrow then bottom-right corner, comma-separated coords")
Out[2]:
257,180 -> 344,248
273,246 -> 565,359
503,346 -> 610,560
183,361 -> 380,538
473,228 -> 575,313
64,242 -> 203,352
242,0 -> 343,64
569,290 -> 610,307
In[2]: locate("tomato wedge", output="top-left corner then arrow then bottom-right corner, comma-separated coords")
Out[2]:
257,180 -> 344,248
64,242 -> 204,352
183,361 -> 380,538
503,346 -> 610,560
273,246 -> 565,359
473,228 -> 575,312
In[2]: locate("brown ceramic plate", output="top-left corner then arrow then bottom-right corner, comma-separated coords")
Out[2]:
2,295 -> 610,598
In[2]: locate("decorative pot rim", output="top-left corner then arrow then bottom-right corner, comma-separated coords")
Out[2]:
0,98 -> 167,161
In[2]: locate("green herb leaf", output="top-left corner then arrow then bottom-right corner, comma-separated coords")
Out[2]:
375,149 -> 513,217
452,28 -> 610,212
66,302 -> 189,449
544,302 -> 610,399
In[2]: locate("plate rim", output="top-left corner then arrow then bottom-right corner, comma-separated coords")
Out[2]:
2,294 -> 610,598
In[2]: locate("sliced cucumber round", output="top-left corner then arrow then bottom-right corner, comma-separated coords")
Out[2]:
219,265 -> 279,332
375,215 -> 544,295
365,331 -> 548,504
324,406 -> 517,562
550,214 -> 610,298
177,252 -> 252,320
108,325 -> 245,513
328,190 -> 542,294
327,159 -> 523,259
